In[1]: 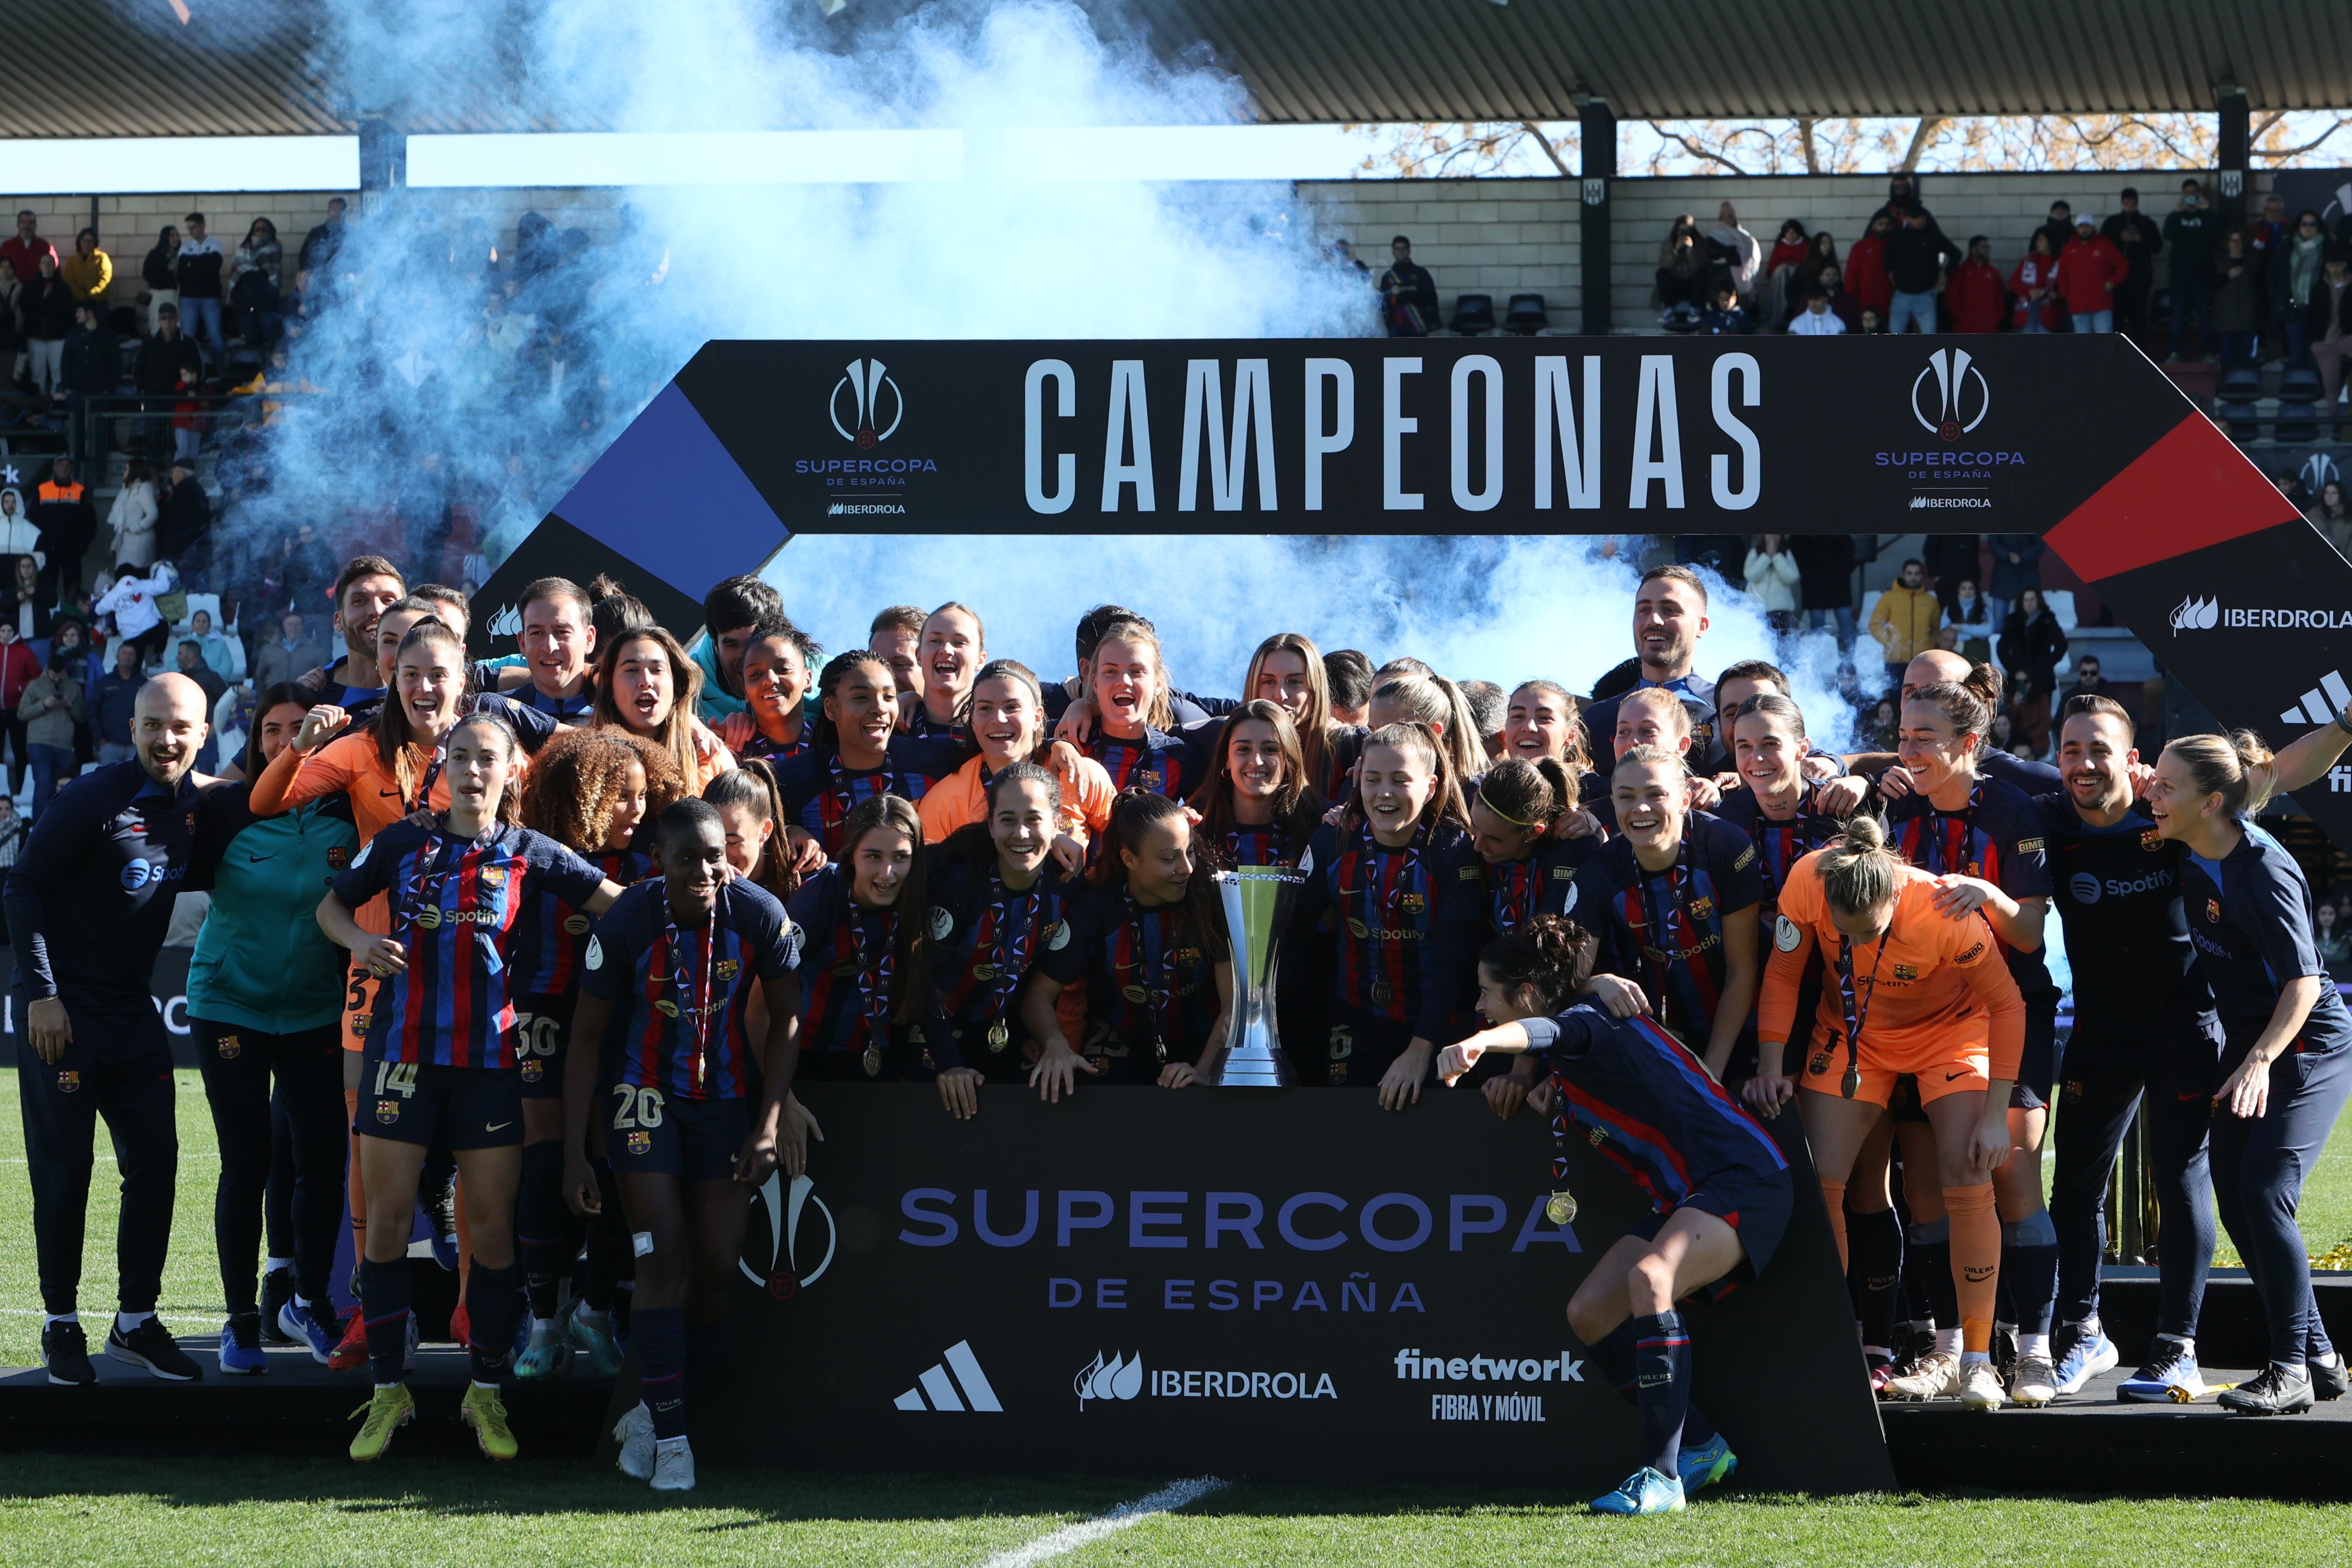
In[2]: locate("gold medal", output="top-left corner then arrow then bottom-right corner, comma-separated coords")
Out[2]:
1545,1190 -> 1578,1225
972,964 -> 997,982
1155,1040 -> 1168,1064
862,1043 -> 883,1077
987,1019 -> 1010,1053
1121,984 -> 1151,1004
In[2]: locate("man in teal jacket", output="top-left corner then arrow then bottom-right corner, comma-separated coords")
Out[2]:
184,682 -> 362,1375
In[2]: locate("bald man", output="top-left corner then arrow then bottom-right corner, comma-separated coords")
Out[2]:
4,673 -> 212,1385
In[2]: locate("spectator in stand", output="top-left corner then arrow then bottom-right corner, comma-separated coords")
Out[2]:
1873,172 -> 1927,223
2274,211 -> 2331,370
1791,533 -> 1857,650
173,641 -> 228,771
0,263 -> 21,386
0,618 -> 38,799
1707,203 -> 1761,304
1867,558 -> 1939,688
2063,653 -> 2119,710
298,198 -> 345,290
252,610 -> 324,691
1947,236 -> 2007,333
174,212 -> 226,373
60,229 -> 110,314
0,210 -> 58,284
139,226 -> 179,332
1762,219 -> 1810,329
1846,212 -> 1894,322
2010,231 -> 2063,333
277,522 -> 332,613
90,639 -> 144,765
1987,532 -> 2044,606
16,649 -> 81,818
1814,263 -> 1863,332
1378,235 -> 1437,337
21,253 -> 76,398
60,305 -> 118,469
1654,216 -> 1709,319
184,610 -> 234,685
2308,479 -> 2351,556
2103,189 -> 2164,333
133,304 -> 202,467
228,219 -> 284,351
2034,200 -> 2078,266
158,464 -> 210,580
1946,578 -> 1997,665
32,459 -> 96,607
2249,193 -> 2291,276
2006,670 -> 2051,760
1922,533 -> 1980,617
1699,284 -> 1751,335
2057,214 -> 2129,334
1743,535 -> 1800,631
0,490 -> 38,587
1789,285 -> 1848,337
1884,208 -> 1961,334
106,460 -> 157,573
2214,229 -> 2268,368
1999,586 -> 2068,694
1867,695 -> 1900,751
2162,180 -> 2215,362
1858,308 -> 1885,335
2303,252 -> 2352,435
95,562 -> 171,670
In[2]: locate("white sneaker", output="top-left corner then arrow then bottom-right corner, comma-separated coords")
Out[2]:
1961,1358 -> 2008,1412
1884,1349 -> 1961,1401
651,1436 -> 696,1492
614,1401 -> 655,1480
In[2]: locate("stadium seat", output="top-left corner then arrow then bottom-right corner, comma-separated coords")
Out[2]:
1503,293 -> 1549,334
2275,384 -> 2320,444
1449,294 -> 1497,335
2215,363 -> 2264,436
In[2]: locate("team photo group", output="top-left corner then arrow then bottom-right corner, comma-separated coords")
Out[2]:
13,543 -> 2352,1514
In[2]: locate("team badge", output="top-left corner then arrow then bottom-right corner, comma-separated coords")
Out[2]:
1171,948 -> 1202,967
352,1013 -> 373,1034
376,1099 -> 400,1124
1808,1049 -> 1831,1075
1690,896 -> 1715,922
2063,1078 -> 2083,1103
627,1130 -> 652,1155
563,914 -> 592,936
2206,899 -> 2221,923
326,845 -> 350,868
56,1070 -> 80,1093
715,958 -> 740,980
1045,920 -> 1071,951
2141,829 -> 2162,852
1135,769 -> 1161,792
520,1059 -> 543,1082
1588,1125 -> 1609,1147
1892,964 -> 1918,981
479,866 -> 506,888
1401,893 -> 1425,914
216,1035 -> 241,1060
1774,916 -> 1802,952
929,907 -> 955,940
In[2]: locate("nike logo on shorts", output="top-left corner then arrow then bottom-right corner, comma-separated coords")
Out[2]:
486,1120 -> 514,1132
247,852 -> 278,862
1944,1071 -> 1968,1080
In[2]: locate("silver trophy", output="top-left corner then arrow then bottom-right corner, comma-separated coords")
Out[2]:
1212,859 -> 1309,1087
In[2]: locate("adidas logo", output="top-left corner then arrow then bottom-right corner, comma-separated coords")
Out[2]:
2280,670 -> 2352,727
891,1340 -> 1002,1413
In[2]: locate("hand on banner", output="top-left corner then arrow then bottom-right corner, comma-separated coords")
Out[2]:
1157,1061 -> 1200,1089
1029,1038 -> 1101,1103
1378,1040 -> 1434,1109
937,1065 -> 984,1119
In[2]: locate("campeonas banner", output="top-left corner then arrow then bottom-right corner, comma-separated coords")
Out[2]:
662,1085 -> 1894,1492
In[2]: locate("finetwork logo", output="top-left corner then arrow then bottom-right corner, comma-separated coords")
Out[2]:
739,1172 -> 835,1300
1912,347 -> 1990,442
2171,594 -> 2219,633
2281,670 -> 2352,728
830,357 -> 904,449
1075,1350 -> 1145,1409
892,1340 -> 1003,1413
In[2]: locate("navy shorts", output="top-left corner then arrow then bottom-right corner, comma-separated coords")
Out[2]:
513,994 -> 571,1102
1630,1164 -> 1796,1297
1320,1004 -> 1421,1089
603,1084 -> 750,1183
356,1052 -> 522,1149
2010,990 -> 2060,1111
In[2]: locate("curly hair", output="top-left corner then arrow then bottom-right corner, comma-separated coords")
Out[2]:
520,726 -> 683,853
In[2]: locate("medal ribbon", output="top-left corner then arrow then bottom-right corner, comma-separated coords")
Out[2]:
1490,853 -> 1538,934
855,909 -> 896,1056
1833,934 -> 1889,1098
1632,838 -> 1711,1038
1115,895 -> 1173,1055
662,915 -> 718,1094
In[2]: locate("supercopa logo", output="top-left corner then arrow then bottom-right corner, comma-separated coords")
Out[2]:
831,357 -> 904,449
742,1172 -> 837,1300
2170,594 -> 2219,633
1912,347 -> 1990,442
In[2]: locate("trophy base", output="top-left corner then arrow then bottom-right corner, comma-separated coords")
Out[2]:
1214,1044 -> 1294,1088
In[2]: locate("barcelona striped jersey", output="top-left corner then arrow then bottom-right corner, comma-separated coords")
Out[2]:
580,879 -> 797,1102
1569,812 -> 1765,1047
926,851 -> 1070,1036
773,738 -> 958,855
330,819 -> 606,1069
1300,817 -> 1484,1040
1479,837 -> 1595,938
1088,726 -> 1203,799
785,864 -> 952,1072
1040,882 -> 1224,1070
1885,775 -> 2055,996
508,847 -> 654,999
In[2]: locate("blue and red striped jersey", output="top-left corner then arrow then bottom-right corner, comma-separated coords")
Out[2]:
1300,817 -> 1484,1040
735,728 -> 813,766
580,879 -> 797,1101
1480,836 -> 1596,939
1040,882 -> 1224,1060
1088,726 -> 1203,799
784,864 -> 953,1071
331,820 -> 605,1068
508,847 -> 654,999
1570,811 -> 1766,1047
1526,1000 -> 1788,1215
1885,774 -> 2055,995
773,738 -> 956,855
1711,786 -> 1866,956
925,849 -> 1071,1034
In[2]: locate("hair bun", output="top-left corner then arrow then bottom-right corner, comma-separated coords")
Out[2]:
1842,814 -> 1886,852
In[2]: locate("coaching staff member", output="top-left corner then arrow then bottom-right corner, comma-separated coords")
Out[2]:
7,673 -> 212,1384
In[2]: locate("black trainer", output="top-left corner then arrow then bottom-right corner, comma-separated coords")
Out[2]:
106,1318 -> 204,1381
42,1321 -> 96,1386
260,1268 -> 297,1344
2218,1362 -> 2314,1416
2309,1353 -> 2349,1402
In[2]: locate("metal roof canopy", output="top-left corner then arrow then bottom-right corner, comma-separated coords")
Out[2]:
2,0 -> 2343,142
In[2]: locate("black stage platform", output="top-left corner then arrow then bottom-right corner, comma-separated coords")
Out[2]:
0,1337 -> 612,1459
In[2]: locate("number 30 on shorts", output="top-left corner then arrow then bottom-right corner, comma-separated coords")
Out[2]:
516,1012 -> 562,1060
610,1083 -> 666,1129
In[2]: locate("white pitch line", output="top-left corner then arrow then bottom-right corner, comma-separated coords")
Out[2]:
975,1476 -> 1227,1568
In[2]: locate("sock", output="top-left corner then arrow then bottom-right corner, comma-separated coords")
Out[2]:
2313,1349 -> 2340,1368
614,1279 -> 636,1336
46,1312 -> 78,1328
1935,1327 -> 1964,1356
1632,1311 -> 1692,1480
1848,1208 -> 1903,1360
636,1305 -> 688,1441
358,1257 -> 411,1386
1817,1178 -> 1849,1271
2000,1210 -> 2060,1338
2019,1333 -> 2051,1360
1589,1319 -> 1639,1399
1908,1217 -> 1959,1336
2159,1332 -> 2193,1350
464,1261 -> 524,1384
1944,1185 -> 2001,1356
265,1256 -> 294,1275
115,1310 -> 155,1332
518,1142 -> 569,1321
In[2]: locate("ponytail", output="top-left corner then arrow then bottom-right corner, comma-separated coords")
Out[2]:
2163,730 -> 2276,817
1816,815 -> 1904,914
1474,756 -> 1574,839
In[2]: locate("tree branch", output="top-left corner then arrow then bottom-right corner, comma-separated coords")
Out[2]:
1898,115 -> 1949,171
1520,120 -> 1575,178
1797,116 -> 1819,176
2255,115 -> 2352,160
1659,129 -> 1752,176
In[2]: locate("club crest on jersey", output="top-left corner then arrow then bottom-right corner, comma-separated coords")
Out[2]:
479,866 -> 506,888
1171,948 -> 1202,967
56,1070 -> 80,1093
1893,964 -> 1918,981
2208,899 -> 2221,922
326,845 -> 350,868
1134,768 -> 1161,792
520,1058 -> 543,1082
563,914 -> 592,936
376,1099 -> 399,1123
1400,893 -> 1425,914
1045,920 -> 1071,951
2140,829 -> 2162,852
216,1035 -> 241,1060
627,1130 -> 652,1155
716,958 -> 740,980
1690,896 -> 1715,922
